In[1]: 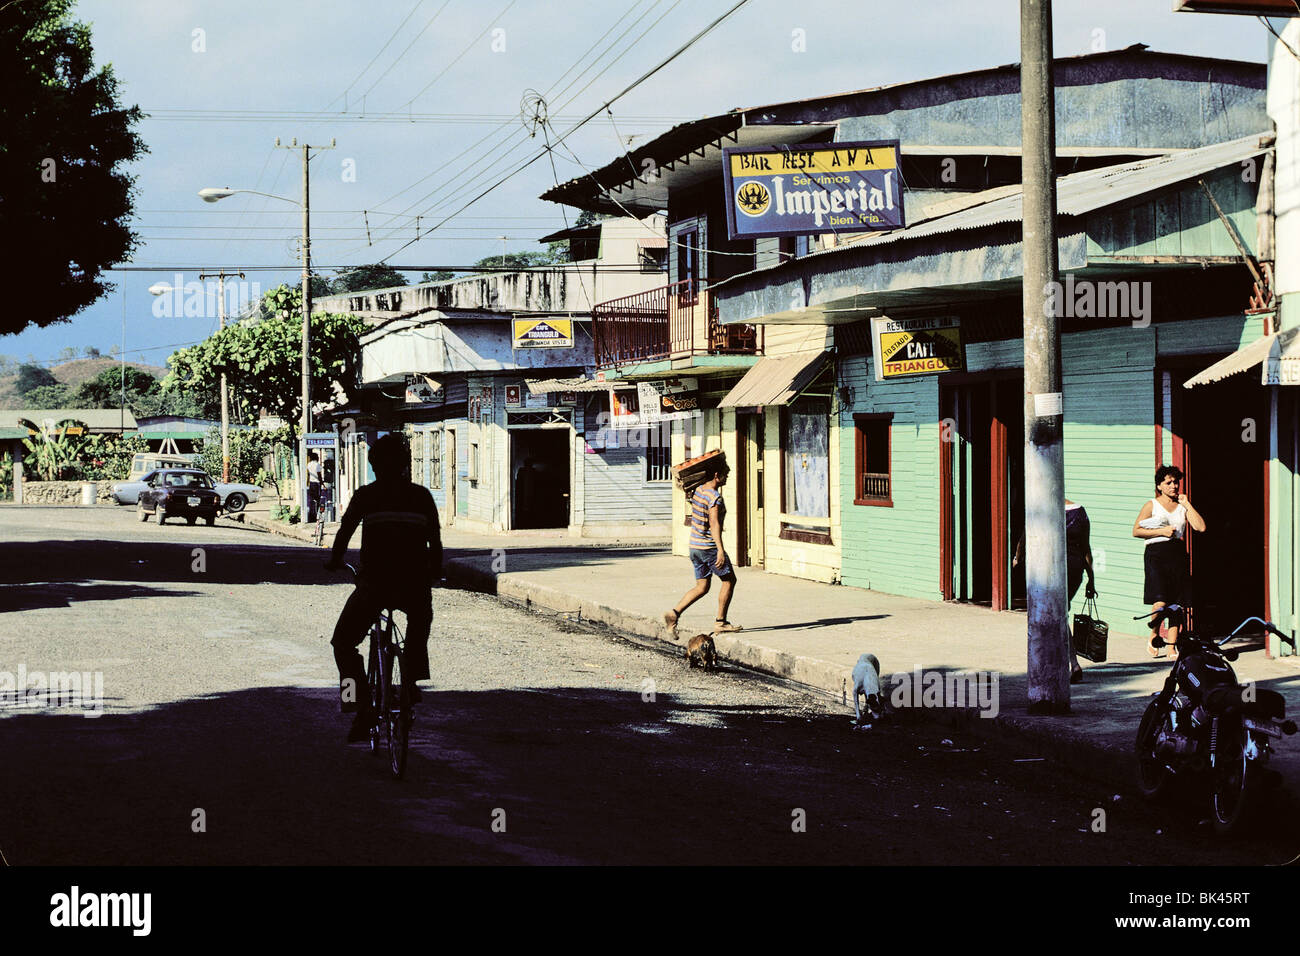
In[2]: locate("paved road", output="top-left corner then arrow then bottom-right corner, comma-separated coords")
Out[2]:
0,505 -> 1292,865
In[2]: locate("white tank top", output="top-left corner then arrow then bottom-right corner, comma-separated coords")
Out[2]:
1140,497 -> 1186,546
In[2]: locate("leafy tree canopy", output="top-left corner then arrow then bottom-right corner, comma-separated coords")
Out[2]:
330,264 -> 409,294
419,271 -> 455,283
474,251 -> 558,270
0,0 -> 147,335
165,285 -> 367,439
20,383 -> 73,409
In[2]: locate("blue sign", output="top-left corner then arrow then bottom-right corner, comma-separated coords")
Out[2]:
722,140 -> 904,240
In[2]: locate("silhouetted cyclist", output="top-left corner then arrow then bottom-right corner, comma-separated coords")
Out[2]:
324,434 -> 442,742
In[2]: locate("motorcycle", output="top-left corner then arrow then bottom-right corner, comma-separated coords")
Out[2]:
1133,604 -> 1296,834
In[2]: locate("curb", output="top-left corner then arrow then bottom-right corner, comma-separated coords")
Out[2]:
444,554 -> 1138,786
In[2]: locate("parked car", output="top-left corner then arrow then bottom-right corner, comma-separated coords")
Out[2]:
126,452 -> 201,481
136,469 -> 222,526
112,470 -> 260,512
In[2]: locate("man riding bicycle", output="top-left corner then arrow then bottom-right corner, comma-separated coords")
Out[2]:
324,434 -> 442,742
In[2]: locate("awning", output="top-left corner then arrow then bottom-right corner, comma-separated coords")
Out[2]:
526,376 -> 629,396
1184,326 -> 1300,387
637,237 -> 667,248
718,350 -> 830,408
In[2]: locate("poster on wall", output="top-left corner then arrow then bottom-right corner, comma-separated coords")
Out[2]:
635,378 -> 701,425
870,315 -> 964,380
722,140 -> 904,240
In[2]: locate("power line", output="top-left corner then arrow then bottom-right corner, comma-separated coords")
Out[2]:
338,0 -> 678,261
335,0 -> 664,256
396,0 -> 519,111
141,108 -> 688,126
322,0 -> 427,112
377,0 -> 751,266
355,0 -> 455,108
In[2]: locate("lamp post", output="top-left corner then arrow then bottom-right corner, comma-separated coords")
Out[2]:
200,137 -> 333,518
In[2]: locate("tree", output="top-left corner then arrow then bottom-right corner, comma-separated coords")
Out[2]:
165,285 -> 367,443
20,383 -> 73,409
73,366 -> 158,409
331,264 -> 409,293
473,251 -> 557,271
419,271 -> 455,283
0,0 -> 147,336
16,364 -> 58,396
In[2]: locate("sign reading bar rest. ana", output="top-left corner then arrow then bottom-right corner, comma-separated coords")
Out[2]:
870,316 -> 964,381
512,318 -> 574,349
722,140 -> 904,240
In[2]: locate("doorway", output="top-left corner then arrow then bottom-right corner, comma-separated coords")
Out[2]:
1166,367 -> 1267,635
941,376 -> 1025,609
735,412 -> 765,568
510,428 -> 570,529
445,428 -> 457,524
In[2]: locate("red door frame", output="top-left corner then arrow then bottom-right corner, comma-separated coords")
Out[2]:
990,382 -> 1009,611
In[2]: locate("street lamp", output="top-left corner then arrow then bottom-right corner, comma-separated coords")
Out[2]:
199,137 -> 333,521
149,272 -> 244,482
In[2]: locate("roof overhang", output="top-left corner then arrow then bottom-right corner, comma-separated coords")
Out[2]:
1184,325 -> 1300,387
1174,0 -> 1299,14
541,118 -> 836,216
718,350 -> 830,407
526,376 -> 628,395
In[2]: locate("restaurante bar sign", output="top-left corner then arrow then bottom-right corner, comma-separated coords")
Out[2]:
722,140 -> 904,240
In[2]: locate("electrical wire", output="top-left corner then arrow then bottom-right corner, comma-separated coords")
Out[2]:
333,0 -> 669,259
355,0 -> 455,108
395,0 -> 519,112
1259,15 -> 1300,62
322,0 -> 427,112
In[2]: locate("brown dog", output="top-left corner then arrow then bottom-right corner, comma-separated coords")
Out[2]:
685,633 -> 718,670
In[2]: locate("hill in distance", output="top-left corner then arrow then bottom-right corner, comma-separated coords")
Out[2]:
0,357 -> 170,410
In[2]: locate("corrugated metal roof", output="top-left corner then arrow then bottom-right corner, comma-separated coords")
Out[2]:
718,350 -> 830,408
1184,326 -> 1299,387
716,133 -> 1272,290
526,376 -> 628,395
8,408 -> 138,431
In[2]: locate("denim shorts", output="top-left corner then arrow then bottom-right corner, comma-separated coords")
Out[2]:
690,546 -> 734,580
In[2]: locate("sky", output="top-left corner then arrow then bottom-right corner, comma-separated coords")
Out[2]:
0,0 -> 1279,370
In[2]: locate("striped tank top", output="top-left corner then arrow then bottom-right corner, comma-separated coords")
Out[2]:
689,486 -> 725,549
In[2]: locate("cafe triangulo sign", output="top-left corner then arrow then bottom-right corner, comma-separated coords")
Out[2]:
870,316 -> 964,380
722,140 -> 904,240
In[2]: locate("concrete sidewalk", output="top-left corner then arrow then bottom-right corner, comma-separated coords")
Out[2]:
235,503 -> 1300,795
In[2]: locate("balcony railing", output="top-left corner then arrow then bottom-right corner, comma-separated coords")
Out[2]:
594,278 -> 762,369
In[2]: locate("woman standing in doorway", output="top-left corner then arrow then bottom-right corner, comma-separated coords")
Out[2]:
1132,465 -> 1206,658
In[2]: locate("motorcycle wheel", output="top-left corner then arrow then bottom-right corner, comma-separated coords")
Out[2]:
1135,697 -> 1174,800
1211,719 -> 1258,835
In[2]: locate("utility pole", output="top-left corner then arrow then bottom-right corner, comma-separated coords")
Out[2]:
1021,0 -> 1069,714
275,137 -> 334,519
198,269 -> 245,482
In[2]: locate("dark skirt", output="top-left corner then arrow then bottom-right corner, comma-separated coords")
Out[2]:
1143,541 -> 1188,605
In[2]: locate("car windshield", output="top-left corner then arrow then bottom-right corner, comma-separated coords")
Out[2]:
165,472 -> 213,489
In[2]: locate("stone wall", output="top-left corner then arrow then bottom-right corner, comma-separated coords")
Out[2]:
18,481 -> 118,504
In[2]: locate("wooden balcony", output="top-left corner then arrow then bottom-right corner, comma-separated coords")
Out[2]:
594,279 -> 763,369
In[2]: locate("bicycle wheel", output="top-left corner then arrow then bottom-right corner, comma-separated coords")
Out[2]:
385,642 -> 411,779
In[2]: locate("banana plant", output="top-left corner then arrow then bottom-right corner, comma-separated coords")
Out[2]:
18,417 -> 88,481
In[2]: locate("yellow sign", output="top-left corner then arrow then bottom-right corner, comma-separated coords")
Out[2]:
728,145 -> 898,177
512,318 -> 574,349
872,317 -> 964,379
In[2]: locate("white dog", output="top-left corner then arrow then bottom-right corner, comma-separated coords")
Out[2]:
851,653 -> 884,726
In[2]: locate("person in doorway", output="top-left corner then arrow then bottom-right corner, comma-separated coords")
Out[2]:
1132,465 -> 1206,659
324,435 -> 442,742
664,459 -> 741,637
306,451 -> 322,524
1014,498 -> 1096,683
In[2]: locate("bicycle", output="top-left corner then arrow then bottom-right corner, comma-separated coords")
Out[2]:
344,562 -> 414,779
313,484 -> 333,547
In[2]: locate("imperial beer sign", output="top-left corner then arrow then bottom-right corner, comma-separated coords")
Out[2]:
870,316 -> 964,380
722,140 -> 904,240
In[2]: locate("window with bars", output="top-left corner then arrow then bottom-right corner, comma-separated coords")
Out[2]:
854,414 -> 892,506
645,441 -> 671,482
428,429 -> 443,489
